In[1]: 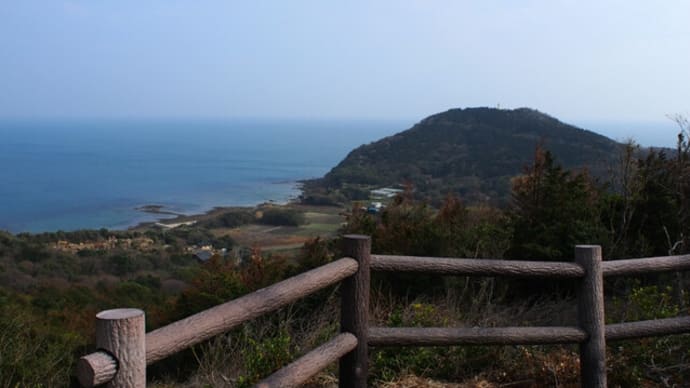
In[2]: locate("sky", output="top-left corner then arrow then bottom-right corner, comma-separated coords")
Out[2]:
1,1 -> 689,145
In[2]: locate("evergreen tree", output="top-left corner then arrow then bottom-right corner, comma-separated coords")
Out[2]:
507,146 -> 606,260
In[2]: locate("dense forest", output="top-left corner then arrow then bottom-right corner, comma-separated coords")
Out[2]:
303,107 -> 628,205
1,115 -> 689,387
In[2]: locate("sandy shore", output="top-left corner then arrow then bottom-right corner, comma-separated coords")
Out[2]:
129,205 -> 247,231
129,190 -> 302,231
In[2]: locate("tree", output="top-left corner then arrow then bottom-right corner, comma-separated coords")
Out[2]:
507,145 -> 606,260
602,140 -> 646,259
668,114 -> 690,254
371,193 -> 440,256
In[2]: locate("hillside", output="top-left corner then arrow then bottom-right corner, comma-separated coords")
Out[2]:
304,107 -> 623,204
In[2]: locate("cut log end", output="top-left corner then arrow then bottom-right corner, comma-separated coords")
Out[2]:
97,308 -> 145,320
76,351 -> 118,387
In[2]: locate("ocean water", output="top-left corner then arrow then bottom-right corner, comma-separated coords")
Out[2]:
0,118 -> 408,233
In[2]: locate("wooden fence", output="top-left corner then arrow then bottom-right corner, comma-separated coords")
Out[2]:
77,235 -> 690,388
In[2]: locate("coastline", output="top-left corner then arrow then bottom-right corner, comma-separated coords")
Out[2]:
128,184 -> 303,232
0,181 -> 305,235
0,118 -> 404,235
129,205 -> 245,231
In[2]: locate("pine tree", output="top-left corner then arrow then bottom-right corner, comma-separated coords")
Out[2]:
507,145 -> 605,260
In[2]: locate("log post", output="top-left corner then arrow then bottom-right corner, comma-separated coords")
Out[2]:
340,235 -> 371,388
575,245 -> 606,388
94,309 -> 146,387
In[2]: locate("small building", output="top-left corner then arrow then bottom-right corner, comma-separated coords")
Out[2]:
194,249 -> 214,262
367,202 -> 384,214
193,246 -> 228,263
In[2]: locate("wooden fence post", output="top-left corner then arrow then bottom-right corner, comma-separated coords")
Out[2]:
575,245 -> 606,388
93,309 -> 146,387
340,235 -> 371,388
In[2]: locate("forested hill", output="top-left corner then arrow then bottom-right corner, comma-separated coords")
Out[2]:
304,107 -> 623,204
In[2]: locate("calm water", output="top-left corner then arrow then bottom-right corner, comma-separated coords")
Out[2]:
0,118 -> 408,233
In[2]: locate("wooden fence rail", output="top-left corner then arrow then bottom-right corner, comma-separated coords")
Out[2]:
77,237 -> 690,388
368,326 -> 588,346
77,254 -> 360,386
256,333 -> 358,388
370,255 -> 586,277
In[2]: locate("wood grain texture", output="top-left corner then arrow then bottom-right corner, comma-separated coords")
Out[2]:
76,350 -> 117,387
575,245 -> 606,388
95,308 -> 145,388
146,257 -> 358,364
371,255 -> 585,278
606,316 -> 690,341
256,333 -> 358,388
340,235 -> 371,388
602,254 -> 690,276
368,326 -> 587,346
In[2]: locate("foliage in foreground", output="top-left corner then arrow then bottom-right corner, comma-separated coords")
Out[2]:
160,283 -> 688,388
0,290 -> 85,387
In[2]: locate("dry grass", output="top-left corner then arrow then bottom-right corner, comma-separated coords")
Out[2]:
380,375 -> 494,387
211,205 -> 344,250
157,281 -> 585,387
152,274 -> 688,387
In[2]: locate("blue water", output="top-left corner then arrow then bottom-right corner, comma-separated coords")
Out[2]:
0,118 -> 409,233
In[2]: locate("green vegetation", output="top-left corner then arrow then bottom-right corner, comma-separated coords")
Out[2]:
198,208 -> 255,229
1,111 -> 689,387
507,145 -> 606,260
303,107 -> 623,205
0,290 -> 84,387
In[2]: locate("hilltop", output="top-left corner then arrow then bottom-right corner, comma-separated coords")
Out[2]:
303,107 -> 622,204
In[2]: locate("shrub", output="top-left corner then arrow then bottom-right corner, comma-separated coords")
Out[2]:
107,254 -> 137,276
199,210 -> 255,229
258,208 -> 306,227
607,285 -> 690,386
237,327 -> 293,387
0,291 -> 84,388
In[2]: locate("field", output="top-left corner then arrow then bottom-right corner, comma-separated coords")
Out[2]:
211,205 -> 344,252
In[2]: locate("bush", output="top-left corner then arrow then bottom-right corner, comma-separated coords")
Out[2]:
107,254 -> 138,276
237,327 -> 293,387
0,291 -> 84,388
606,285 -> 690,386
199,209 -> 255,229
258,208 -> 306,227
301,192 -> 343,206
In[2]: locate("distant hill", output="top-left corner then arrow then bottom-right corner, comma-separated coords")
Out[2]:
303,107 -> 624,204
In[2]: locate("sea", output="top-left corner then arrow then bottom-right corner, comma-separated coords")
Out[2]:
0,118 -> 409,233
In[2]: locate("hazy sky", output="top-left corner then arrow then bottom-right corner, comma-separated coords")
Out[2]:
1,1 -> 688,134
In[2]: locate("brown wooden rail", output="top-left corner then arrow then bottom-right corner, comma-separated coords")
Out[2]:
76,252 -> 361,387
602,254 -> 690,276
77,237 -> 689,388
368,326 -> 588,346
256,333 -> 358,388
371,255 -> 586,277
